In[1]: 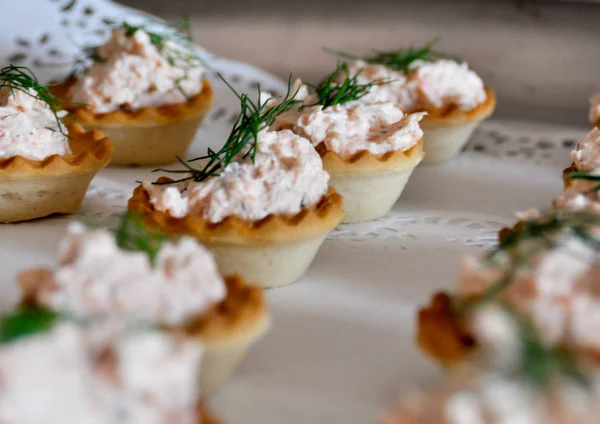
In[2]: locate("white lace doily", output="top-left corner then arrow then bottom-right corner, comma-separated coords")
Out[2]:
0,2 -> 591,424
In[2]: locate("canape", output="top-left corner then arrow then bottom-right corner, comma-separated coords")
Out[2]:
418,208 -> 600,369
0,310 -> 221,422
271,71 -> 425,223
18,215 -> 269,394
0,66 -> 112,223
331,40 -> 496,164
387,306 -> 600,424
52,20 -> 213,166
130,83 -> 343,288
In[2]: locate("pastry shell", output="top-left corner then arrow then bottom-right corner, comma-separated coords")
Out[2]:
19,271 -> 269,395
197,404 -> 222,424
0,124 -> 113,223
417,292 -> 476,368
128,180 -> 344,288
317,139 -> 424,223
415,88 -> 496,164
51,78 -> 214,167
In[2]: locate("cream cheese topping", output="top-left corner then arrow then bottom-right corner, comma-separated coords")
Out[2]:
35,222 -> 226,326
0,320 -> 202,424
293,102 -> 425,157
346,59 -> 487,112
0,88 -> 71,160
589,93 -> 600,125
388,368 -> 600,424
572,127 -> 600,171
458,232 -> 600,351
144,128 -> 330,223
70,28 -> 204,114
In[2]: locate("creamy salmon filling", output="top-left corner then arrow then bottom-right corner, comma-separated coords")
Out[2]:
0,320 -> 203,424
572,128 -> 600,171
269,79 -> 425,157
70,28 -> 204,113
144,129 -> 330,223
386,367 -> 600,424
30,222 -> 226,326
0,88 -> 70,160
458,229 -> 600,351
293,102 -> 425,157
344,59 -> 487,112
388,306 -> 600,424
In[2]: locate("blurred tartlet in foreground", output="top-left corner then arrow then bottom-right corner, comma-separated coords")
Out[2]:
18,214 -> 269,394
0,311 -> 221,423
52,20 -> 213,166
0,66 -> 112,223
387,306 -> 599,424
130,82 -> 343,288
330,40 -> 496,164
418,207 -> 600,369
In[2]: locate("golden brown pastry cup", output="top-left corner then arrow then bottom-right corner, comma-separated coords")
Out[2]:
128,180 -> 344,288
317,139 -> 423,223
417,292 -> 476,369
19,271 -> 269,395
52,78 -> 214,167
0,124 -> 113,223
415,88 -> 496,164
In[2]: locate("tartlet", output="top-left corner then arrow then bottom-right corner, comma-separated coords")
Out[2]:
418,209 -> 600,369
331,47 -> 496,164
0,123 -> 112,223
0,310 -> 222,423
20,270 -> 268,394
316,139 -> 424,223
17,220 -> 270,394
129,179 -> 344,288
417,88 -> 496,164
52,77 -> 214,167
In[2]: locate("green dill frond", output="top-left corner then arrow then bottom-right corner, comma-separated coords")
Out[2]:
462,210 -> 600,311
0,65 -> 70,138
325,38 -> 454,73
508,309 -> 588,388
306,62 -> 385,108
153,74 -> 300,184
0,308 -> 62,343
114,213 -> 166,265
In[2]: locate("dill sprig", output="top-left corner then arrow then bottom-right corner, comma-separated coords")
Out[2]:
564,170 -> 600,182
153,74 -> 300,184
306,62 -> 385,108
463,210 -> 600,310
114,213 -> 166,265
501,308 -> 588,388
0,65 -> 69,138
0,308 -> 61,343
326,38 -> 453,73
564,170 -> 600,195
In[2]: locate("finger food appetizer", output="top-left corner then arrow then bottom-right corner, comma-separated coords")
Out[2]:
418,208 -> 600,369
0,66 -> 112,223
129,80 -> 343,288
52,19 -> 213,166
0,311 -> 221,423
271,68 -> 425,223
329,40 -> 496,164
387,305 -> 599,424
562,127 -> 600,213
18,214 -> 269,394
